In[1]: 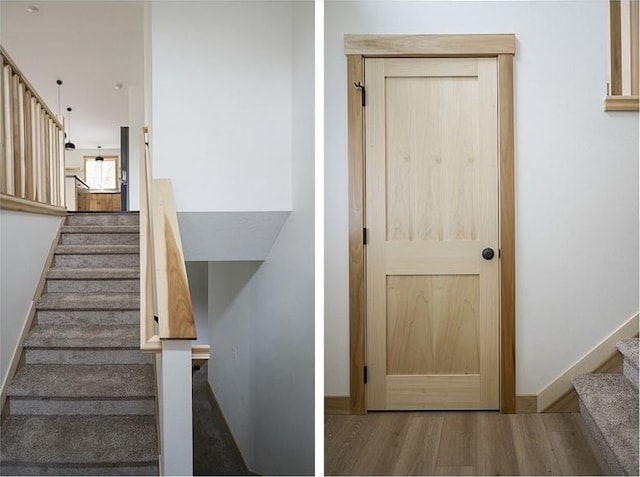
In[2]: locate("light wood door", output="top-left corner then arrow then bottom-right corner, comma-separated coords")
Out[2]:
365,57 -> 499,410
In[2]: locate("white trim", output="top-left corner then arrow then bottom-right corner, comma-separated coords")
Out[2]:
537,313 -> 639,412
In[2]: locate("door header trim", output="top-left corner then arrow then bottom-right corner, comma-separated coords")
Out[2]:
345,34 -> 516,57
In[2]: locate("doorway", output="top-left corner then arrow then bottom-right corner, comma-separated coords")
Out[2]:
346,34 -> 517,413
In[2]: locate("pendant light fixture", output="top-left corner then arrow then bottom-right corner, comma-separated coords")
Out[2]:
64,107 -> 76,150
95,145 -> 104,162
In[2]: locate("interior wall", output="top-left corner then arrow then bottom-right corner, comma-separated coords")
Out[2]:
0,211 -> 61,389
207,2 -> 314,474
65,148 -> 121,180
149,0 -> 292,212
324,0 -> 639,396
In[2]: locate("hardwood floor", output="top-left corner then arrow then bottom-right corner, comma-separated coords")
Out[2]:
325,411 -> 604,476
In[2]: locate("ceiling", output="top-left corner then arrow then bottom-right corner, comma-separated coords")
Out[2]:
1,0 -> 144,149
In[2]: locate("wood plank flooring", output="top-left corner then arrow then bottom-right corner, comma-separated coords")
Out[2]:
325,411 -> 604,475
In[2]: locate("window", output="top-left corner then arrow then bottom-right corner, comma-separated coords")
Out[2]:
84,156 -> 119,190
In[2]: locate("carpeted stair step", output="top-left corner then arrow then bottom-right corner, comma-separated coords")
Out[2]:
46,278 -> 139,293
572,373 -> 639,475
23,325 -> 150,365
47,267 -> 140,280
36,293 -> 139,311
61,224 -> 140,234
65,213 -> 140,226
617,338 -> 639,391
60,229 -> 139,246
0,415 -> 158,474
53,245 -> 139,269
6,364 -> 155,415
46,267 -> 140,293
36,310 -> 139,326
56,245 -> 139,255
54,254 -> 138,268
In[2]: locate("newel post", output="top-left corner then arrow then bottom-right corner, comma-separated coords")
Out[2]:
159,340 -> 193,475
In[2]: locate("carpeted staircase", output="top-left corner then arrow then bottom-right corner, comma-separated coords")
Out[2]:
0,212 -> 159,476
573,338 -> 639,476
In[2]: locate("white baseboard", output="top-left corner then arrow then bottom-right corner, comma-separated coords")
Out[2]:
537,313 -> 639,412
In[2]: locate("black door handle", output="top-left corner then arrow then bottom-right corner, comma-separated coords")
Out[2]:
482,248 -> 495,260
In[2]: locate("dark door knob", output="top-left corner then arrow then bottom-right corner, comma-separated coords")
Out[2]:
482,248 -> 495,260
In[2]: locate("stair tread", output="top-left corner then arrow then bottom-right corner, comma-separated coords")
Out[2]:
36,293 -> 139,310
617,338 -> 639,369
7,364 -> 154,398
62,225 -> 140,234
24,324 -> 139,349
55,245 -> 139,255
0,415 -> 157,465
573,373 -> 639,475
47,267 -> 140,280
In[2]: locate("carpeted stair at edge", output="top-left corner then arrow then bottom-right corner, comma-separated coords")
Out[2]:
573,338 -> 639,475
0,212 -> 158,476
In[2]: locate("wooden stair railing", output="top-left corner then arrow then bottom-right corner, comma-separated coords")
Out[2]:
139,126 -> 209,475
139,126 -> 210,357
0,46 -> 66,214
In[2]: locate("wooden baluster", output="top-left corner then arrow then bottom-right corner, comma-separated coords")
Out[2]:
51,119 -> 57,206
44,113 -> 51,204
2,65 -> 13,194
0,56 -> 5,195
11,73 -> 21,198
36,105 -> 42,202
30,97 -> 37,200
23,90 -> 33,200
53,122 -> 59,206
59,128 -> 65,206
631,0 -> 639,95
610,0 -> 623,95
40,107 -> 46,203
17,81 -> 26,198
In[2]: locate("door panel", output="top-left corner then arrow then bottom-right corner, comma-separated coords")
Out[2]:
365,57 -> 499,410
386,274 -> 480,375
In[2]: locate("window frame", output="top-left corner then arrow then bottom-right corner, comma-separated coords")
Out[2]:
83,155 -> 120,192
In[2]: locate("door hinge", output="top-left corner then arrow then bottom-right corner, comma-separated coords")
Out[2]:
354,82 -> 366,107
364,365 -> 368,384
363,227 -> 368,245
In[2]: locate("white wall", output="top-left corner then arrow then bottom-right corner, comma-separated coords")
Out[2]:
65,148 -> 120,179
207,2 -> 314,474
150,1 -> 292,212
0,211 -> 61,389
324,0 -> 639,396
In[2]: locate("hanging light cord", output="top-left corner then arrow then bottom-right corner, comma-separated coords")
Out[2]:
56,80 -> 62,117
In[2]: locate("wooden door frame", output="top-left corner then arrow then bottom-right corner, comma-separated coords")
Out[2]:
346,34 -> 517,414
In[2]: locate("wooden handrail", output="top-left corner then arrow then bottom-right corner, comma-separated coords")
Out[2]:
151,179 -> 196,339
139,127 -> 206,349
140,127 -> 157,350
0,47 -> 63,130
1,46 -> 65,209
